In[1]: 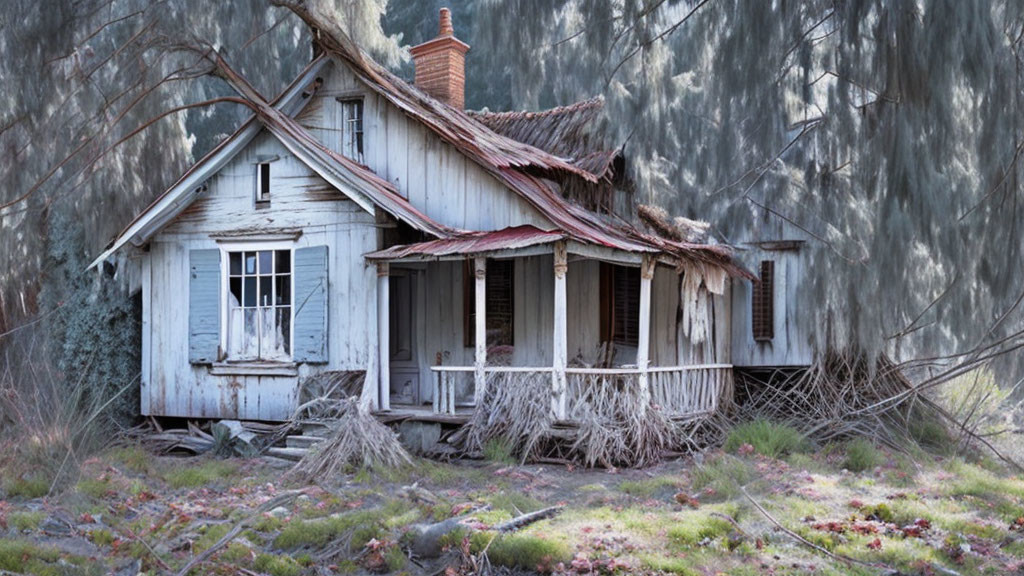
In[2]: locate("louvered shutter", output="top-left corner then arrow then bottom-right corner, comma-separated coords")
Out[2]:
189,249 -> 221,364
293,246 -> 329,363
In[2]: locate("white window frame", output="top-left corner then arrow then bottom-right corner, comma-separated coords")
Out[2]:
339,97 -> 364,163
217,240 -> 296,364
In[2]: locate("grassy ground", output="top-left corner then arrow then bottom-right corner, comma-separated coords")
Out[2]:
2,438 -> 1024,575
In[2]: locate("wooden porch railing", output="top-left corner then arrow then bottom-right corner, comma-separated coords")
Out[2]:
430,364 -> 731,418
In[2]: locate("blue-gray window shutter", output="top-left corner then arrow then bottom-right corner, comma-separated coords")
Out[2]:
293,245 -> 329,363
189,249 -> 221,364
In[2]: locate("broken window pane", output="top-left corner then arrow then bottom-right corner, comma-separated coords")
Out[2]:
225,248 -> 294,362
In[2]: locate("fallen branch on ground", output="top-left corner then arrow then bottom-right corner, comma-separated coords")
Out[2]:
174,489 -> 304,576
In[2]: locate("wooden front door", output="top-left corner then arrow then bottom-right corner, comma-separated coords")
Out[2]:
389,270 -> 421,405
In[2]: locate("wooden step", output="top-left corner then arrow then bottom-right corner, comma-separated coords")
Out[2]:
265,447 -> 309,461
285,435 -> 324,449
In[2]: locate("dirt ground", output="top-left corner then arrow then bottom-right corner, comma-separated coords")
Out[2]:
3,438 -> 1024,575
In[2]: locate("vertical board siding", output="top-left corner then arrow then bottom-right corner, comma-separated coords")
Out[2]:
299,60 -> 553,232
293,245 -> 329,363
188,249 -> 221,363
145,131 -> 378,421
729,247 -> 813,367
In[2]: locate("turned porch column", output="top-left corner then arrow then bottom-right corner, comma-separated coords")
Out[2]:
552,242 -> 568,420
473,257 -> 487,406
377,262 -> 390,411
636,254 -> 655,408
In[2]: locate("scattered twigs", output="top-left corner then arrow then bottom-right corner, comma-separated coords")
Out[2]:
288,397 -> 411,482
741,487 -> 885,571
174,490 -> 303,576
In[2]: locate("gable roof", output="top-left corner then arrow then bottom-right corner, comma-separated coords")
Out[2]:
90,55 -> 452,269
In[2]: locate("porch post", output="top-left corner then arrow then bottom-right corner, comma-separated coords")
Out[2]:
377,262 -> 390,411
636,254 -> 655,408
552,242 -> 568,420
473,257 -> 487,406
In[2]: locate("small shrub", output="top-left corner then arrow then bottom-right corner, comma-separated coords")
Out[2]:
908,409 -> 953,453
667,513 -> 732,546
88,529 -> 116,547
253,553 -> 303,576
483,438 -> 517,465
843,438 -> 883,472
274,510 -> 381,550
163,459 -> 238,489
384,544 -> 407,571
619,476 -> 683,498
0,540 -> 61,572
5,476 -> 49,499
691,454 -> 753,499
488,491 -> 544,515
109,444 -> 151,475
8,511 -> 45,531
472,532 -> 571,572
76,477 -> 112,499
724,419 -> 807,459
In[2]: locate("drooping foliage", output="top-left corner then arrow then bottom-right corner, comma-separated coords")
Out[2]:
473,0 -> 1024,370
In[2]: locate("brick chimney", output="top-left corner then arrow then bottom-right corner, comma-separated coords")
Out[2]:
410,8 -> 470,109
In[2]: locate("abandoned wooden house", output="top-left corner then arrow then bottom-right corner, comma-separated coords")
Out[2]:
92,9 -> 800,427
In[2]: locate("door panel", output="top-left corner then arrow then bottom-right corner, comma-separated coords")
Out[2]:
389,271 -> 420,405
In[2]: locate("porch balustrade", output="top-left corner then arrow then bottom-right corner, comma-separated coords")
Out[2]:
430,363 -> 731,418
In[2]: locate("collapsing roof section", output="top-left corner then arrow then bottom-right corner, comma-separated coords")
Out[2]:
468,97 -> 617,179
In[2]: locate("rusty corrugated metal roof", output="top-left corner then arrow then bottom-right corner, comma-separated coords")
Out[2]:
366,225 -> 564,260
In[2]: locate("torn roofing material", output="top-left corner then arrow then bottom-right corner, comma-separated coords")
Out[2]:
468,97 -> 617,178
366,225 -> 565,261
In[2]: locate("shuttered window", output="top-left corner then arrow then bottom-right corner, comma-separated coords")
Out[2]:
463,259 -> 515,347
752,260 -> 774,341
226,250 -> 292,361
600,263 -> 640,347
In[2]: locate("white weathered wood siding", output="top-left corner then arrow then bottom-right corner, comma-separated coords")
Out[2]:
729,219 -> 813,367
298,60 -> 553,231
142,131 -> 379,420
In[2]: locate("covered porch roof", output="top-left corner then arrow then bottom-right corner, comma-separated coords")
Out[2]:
364,225 -> 667,266
364,225 -> 756,276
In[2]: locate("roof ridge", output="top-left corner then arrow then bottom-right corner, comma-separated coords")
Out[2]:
467,96 -> 604,119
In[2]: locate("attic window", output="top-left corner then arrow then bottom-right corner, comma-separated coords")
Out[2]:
600,263 -> 640,348
256,162 -> 271,203
752,260 -> 775,341
463,260 -> 515,348
340,98 -> 364,163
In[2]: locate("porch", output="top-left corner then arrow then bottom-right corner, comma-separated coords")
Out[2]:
366,226 -> 733,421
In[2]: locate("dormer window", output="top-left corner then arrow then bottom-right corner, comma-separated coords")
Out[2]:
256,162 -> 271,203
340,98 -> 364,162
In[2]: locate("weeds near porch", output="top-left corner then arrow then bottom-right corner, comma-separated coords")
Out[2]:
724,419 -> 807,459
843,438 -> 883,472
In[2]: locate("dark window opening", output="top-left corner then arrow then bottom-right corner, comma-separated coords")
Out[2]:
752,260 -> 774,341
463,259 -> 515,348
256,162 -> 271,203
340,98 -> 364,162
600,263 -> 640,347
